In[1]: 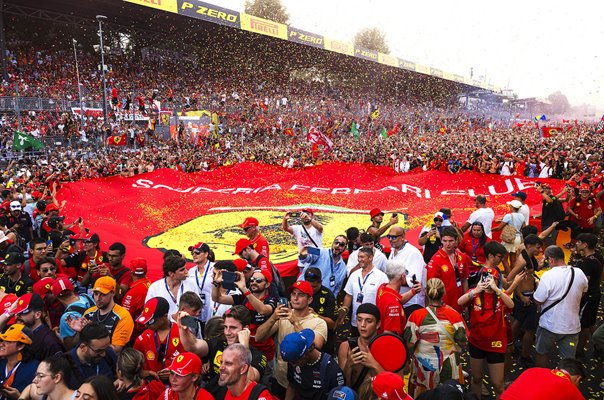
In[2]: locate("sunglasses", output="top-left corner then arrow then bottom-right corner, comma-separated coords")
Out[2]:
433,218 -> 443,222
191,250 -> 202,255
41,268 -> 56,273
250,277 -> 266,284
387,234 -> 402,240
333,241 -> 347,247
243,226 -> 254,232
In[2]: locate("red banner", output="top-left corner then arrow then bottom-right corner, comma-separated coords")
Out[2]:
57,163 -> 561,280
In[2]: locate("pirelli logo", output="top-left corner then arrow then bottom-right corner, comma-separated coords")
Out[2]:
250,18 -> 278,35
124,0 -> 178,13
240,13 -> 288,40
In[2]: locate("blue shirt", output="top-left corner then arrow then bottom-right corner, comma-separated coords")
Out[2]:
67,345 -> 117,387
0,358 -> 39,395
59,295 -> 95,339
298,248 -> 347,297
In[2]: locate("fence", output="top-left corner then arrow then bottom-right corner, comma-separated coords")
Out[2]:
0,97 -> 102,112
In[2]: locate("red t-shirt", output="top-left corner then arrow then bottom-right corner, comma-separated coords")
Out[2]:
465,289 -> 510,353
122,278 -> 151,319
224,382 -> 272,400
250,234 -> 270,258
569,197 -> 599,228
458,234 -> 489,267
160,387 -> 214,400
500,368 -> 584,400
134,323 -> 185,372
375,283 -> 405,336
426,249 -> 470,312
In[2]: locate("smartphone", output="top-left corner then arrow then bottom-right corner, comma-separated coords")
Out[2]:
289,212 -> 300,218
307,247 -> 320,256
348,338 -> 359,351
181,315 -> 201,336
411,274 -> 418,285
222,271 -> 238,291
278,297 -> 289,307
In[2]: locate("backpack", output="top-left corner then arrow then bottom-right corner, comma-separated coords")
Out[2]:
248,383 -> 270,400
65,293 -> 95,315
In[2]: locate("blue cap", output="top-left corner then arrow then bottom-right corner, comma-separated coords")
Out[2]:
328,386 -> 358,400
280,328 -> 315,362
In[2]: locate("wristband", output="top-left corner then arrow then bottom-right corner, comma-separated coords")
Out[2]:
243,290 -> 252,297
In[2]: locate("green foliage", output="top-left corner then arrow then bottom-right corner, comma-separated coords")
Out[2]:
244,0 -> 290,24
353,28 -> 389,54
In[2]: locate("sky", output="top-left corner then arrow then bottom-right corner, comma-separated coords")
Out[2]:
210,0 -> 604,113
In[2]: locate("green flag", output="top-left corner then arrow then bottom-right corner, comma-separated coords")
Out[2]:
13,131 -> 44,151
380,127 -> 388,139
350,122 -> 359,140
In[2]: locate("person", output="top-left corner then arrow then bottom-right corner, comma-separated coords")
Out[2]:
5,201 -> 33,244
75,376 -> 119,400
120,258 -> 151,326
26,238 -> 49,282
240,217 -> 270,258
567,184 -> 601,244
572,233 -> 603,358
337,304 -> 384,391
282,209 -> 324,258
102,242 -> 132,302
338,248 -> 388,334
0,324 -> 39,400
133,297 -> 185,377
511,191 -> 530,222
458,262 -> 524,399
418,212 -> 447,264
533,245 -> 588,367
534,182 -> 567,246
303,268 -> 336,340
53,276 -> 95,350
232,239 -> 278,296
64,323 -> 117,387
59,232 -> 108,289
82,276 -> 134,353
115,348 -> 165,400
12,292 -> 65,361
426,227 -> 470,313
212,268 -> 277,363
177,305 -> 267,399
375,260 -> 422,336
460,195 -> 495,238
404,278 -> 467,397
281,329 -> 345,400
255,281 -> 327,398
297,236 -> 348,297
145,256 -> 198,320
346,233 -> 388,275
158,352 -> 214,400
20,353 -> 77,400
492,199 -> 526,271
500,358 -> 586,400
387,226 -> 426,310
186,242 -> 215,326
34,257 -> 58,280
371,372 -> 413,400
367,209 -> 398,250
219,344 -> 272,400
458,222 -> 489,287
0,252 -> 33,296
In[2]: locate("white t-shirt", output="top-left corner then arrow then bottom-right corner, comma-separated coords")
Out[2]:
145,278 -> 200,321
185,262 -> 215,322
291,224 -> 323,251
344,267 -> 388,327
389,243 -> 426,307
519,204 -> 530,223
347,248 -> 388,275
533,266 -> 587,334
467,207 -> 495,238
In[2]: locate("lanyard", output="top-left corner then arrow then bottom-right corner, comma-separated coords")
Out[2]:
3,361 -> 21,384
358,271 -> 373,292
164,279 -> 183,305
195,262 -> 212,291
154,323 -> 172,366
328,250 -> 335,277
471,237 -> 479,257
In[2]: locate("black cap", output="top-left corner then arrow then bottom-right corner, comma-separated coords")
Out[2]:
3,252 -> 25,265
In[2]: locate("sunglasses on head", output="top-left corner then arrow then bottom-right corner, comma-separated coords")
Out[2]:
333,241 -> 347,247
305,271 -> 320,280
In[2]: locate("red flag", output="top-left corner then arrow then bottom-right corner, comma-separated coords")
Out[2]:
306,127 -> 333,151
136,134 -> 146,147
284,128 -> 294,136
439,126 -> 447,135
387,124 -> 400,137
541,126 -> 562,138
107,134 -> 127,146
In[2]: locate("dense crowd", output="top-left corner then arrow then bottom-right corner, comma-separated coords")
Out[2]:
0,40 -> 602,400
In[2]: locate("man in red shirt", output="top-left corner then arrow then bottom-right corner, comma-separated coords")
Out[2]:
104,242 -> 133,301
239,217 -> 270,258
121,258 -> 151,329
426,227 -> 470,313
500,359 -> 585,400
220,343 -> 272,400
160,352 -> 213,400
376,260 -> 422,335
567,184 -> 602,244
233,238 -> 280,296
134,297 -> 185,379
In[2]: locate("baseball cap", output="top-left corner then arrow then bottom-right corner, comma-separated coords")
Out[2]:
253,268 -> 273,284
168,352 -> 202,376
92,276 -> 116,294
300,208 -> 314,216
33,277 -> 54,297
45,203 -> 59,212
136,297 -> 169,325
9,201 -> 21,211
239,217 -> 259,229
372,372 -> 410,400
12,293 -> 45,315
0,324 -> 33,345
233,259 -> 250,272
51,276 -> 74,297
280,328 -> 315,362
328,386 -> 358,400
511,191 -> 527,201
232,238 -> 252,255
3,252 -> 25,265
370,208 -> 384,219
507,199 -> 522,209
0,294 -> 17,313
31,191 -> 42,200
289,281 -> 313,297
130,258 -> 148,275
188,242 -> 210,253
579,184 -> 590,191
481,266 -> 501,281
0,231 -> 9,244
47,216 -> 65,229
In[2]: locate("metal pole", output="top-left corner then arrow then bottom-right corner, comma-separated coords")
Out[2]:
72,39 -> 84,127
96,15 -> 108,125
0,0 -> 8,82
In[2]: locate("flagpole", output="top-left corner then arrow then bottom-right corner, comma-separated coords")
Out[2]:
72,38 -> 84,128
14,68 -> 20,133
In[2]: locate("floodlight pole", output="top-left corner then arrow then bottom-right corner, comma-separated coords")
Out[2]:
72,39 -> 84,127
96,15 -> 108,125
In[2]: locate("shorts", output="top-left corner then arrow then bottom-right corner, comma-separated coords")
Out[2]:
468,343 -> 505,364
502,235 -> 521,253
535,326 -> 578,358
580,292 -> 601,328
512,295 -> 538,331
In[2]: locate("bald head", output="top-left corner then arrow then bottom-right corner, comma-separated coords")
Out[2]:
387,226 -> 406,249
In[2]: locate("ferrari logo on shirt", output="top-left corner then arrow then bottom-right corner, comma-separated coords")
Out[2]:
146,350 -> 155,360
442,265 -> 449,272
172,338 -> 179,347
320,298 -> 325,304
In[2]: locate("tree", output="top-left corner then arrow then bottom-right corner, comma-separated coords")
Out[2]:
353,28 -> 390,54
245,0 -> 290,24
548,91 -> 571,115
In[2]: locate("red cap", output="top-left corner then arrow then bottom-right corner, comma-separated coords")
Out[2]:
12,293 -> 44,315
239,217 -> 259,229
168,352 -> 202,376
566,180 -> 577,188
481,266 -> 501,280
136,297 -> 169,325
51,276 -> 74,297
33,277 -> 54,297
370,208 -> 384,219
233,259 -> 249,272
0,294 -> 17,313
253,268 -> 273,284
372,372 -> 410,400
31,191 -> 42,200
129,258 -> 148,275
579,184 -> 590,191
45,203 -> 59,212
289,281 -> 313,297
300,208 -> 314,216
232,238 -> 252,255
